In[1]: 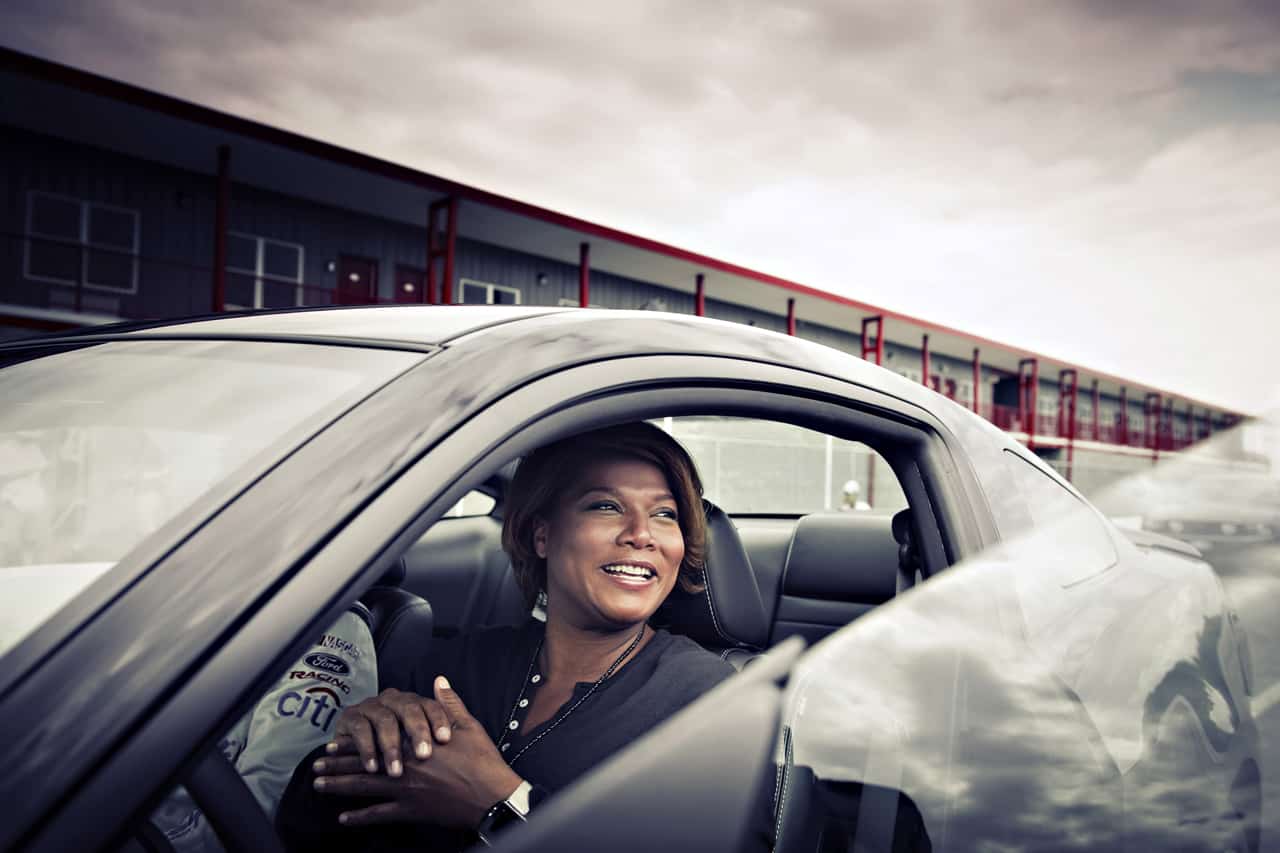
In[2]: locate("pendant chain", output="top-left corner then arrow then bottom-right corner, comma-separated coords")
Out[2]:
497,624 -> 645,766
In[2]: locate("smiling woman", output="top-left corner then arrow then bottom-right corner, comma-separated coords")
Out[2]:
276,422 -> 736,852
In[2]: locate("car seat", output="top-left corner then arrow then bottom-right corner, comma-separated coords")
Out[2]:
359,559 -> 434,690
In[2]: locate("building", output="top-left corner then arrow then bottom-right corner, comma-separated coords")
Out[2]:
0,47 -> 1249,494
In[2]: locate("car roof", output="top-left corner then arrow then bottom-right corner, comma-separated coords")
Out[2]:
7,304 -> 976,430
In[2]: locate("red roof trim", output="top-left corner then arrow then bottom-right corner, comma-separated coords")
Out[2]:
0,47 -> 1241,415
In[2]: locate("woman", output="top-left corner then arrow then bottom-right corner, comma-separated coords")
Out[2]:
277,421 -> 735,851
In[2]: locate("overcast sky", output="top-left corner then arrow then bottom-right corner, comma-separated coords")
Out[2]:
5,1 -> 1279,412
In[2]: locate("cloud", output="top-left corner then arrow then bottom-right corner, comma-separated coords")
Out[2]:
3,0 -> 1279,409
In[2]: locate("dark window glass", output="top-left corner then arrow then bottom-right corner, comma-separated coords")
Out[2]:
492,287 -> 520,305
262,278 -> 297,308
263,242 -> 301,280
86,248 -> 135,291
27,240 -> 81,283
226,235 -> 257,272
225,272 -> 257,308
29,195 -> 80,239
461,282 -> 489,305
89,206 -> 136,250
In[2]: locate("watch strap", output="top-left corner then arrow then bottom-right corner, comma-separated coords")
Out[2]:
476,780 -> 533,846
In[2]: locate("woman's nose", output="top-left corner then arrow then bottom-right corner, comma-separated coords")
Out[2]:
618,515 -> 655,547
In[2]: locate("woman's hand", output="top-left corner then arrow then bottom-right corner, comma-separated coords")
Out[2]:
329,683 -> 459,777
313,676 -> 524,828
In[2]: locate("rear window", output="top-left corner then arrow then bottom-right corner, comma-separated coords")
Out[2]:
0,339 -> 420,658
663,416 -> 907,515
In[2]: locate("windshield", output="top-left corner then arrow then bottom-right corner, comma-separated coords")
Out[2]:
0,339 -> 420,658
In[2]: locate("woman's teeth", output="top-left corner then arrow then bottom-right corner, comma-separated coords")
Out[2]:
601,564 -> 655,580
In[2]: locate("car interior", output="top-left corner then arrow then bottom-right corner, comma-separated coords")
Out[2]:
125,412 -> 951,853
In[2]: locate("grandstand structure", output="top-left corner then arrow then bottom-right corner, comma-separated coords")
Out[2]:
0,47 -> 1249,491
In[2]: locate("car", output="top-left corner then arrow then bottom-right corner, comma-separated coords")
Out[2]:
1140,473 -> 1280,571
0,304 -> 1267,852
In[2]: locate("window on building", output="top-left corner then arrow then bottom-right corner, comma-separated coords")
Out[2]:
226,233 -> 305,309
459,278 -> 520,305
24,192 -> 140,294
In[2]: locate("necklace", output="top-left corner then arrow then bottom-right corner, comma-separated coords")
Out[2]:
496,623 -> 646,766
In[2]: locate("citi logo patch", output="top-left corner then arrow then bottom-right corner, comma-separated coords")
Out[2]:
304,652 -> 350,675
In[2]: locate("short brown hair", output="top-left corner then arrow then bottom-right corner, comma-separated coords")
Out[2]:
501,421 -> 707,610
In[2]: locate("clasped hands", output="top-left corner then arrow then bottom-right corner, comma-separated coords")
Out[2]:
311,676 -> 523,829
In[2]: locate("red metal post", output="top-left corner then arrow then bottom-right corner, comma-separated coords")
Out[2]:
1144,392 -> 1162,463
1059,369 -> 1078,481
1118,387 -> 1129,445
921,335 -> 931,387
578,242 -> 590,307
1018,358 -> 1039,447
861,316 -> 884,365
426,196 -> 458,304
1091,379 -> 1100,442
442,197 -> 457,305
695,273 -> 705,317
971,348 -> 981,413
786,298 -> 796,335
212,144 -> 230,312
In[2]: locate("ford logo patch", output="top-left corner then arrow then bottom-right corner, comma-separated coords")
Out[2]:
305,652 -> 350,675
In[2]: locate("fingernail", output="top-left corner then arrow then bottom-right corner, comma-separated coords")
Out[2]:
325,741 -> 338,754
338,812 -> 349,825
313,777 -> 326,790
313,759 -> 326,773
366,759 -> 378,773
389,759 -> 402,777
436,675 -> 450,690
436,726 -> 451,742
416,741 -> 430,758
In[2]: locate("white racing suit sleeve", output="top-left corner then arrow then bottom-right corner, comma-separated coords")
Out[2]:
152,609 -> 379,852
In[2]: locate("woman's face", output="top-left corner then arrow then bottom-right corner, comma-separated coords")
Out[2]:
534,455 -> 685,631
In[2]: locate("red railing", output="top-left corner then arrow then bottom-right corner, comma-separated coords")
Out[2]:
3,230 -> 1211,454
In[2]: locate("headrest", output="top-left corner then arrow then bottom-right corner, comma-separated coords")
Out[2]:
782,513 -> 898,606
360,586 -> 433,690
652,501 -> 771,649
891,508 -> 920,576
377,557 -> 407,587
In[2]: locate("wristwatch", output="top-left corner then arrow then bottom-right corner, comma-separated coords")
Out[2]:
476,779 -> 533,846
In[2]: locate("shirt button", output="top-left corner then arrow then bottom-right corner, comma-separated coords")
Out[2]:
508,720 -> 519,730
518,699 -> 529,708
531,674 -> 541,684
501,743 -> 511,752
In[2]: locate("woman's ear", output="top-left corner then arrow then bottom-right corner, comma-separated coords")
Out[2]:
533,516 -> 549,559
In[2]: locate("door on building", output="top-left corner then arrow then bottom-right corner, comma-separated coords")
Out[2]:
394,265 -> 427,304
336,255 -> 378,305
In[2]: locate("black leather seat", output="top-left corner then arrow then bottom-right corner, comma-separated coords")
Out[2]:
359,559 -> 434,690
770,512 -> 900,645
651,501 -> 772,669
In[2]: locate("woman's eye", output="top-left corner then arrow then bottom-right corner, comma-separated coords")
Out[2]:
589,501 -> 621,512
654,508 -> 679,520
